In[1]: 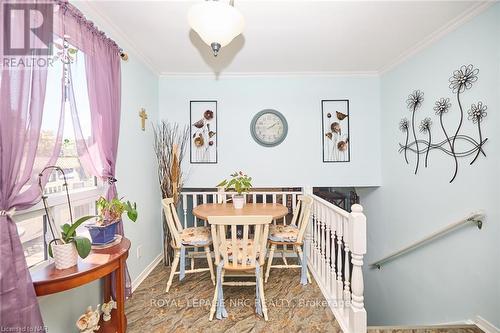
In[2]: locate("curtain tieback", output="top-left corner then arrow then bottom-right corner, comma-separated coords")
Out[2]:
0,208 -> 16,217
107,177 -> 117,185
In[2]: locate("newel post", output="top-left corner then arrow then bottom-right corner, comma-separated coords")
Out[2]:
348,204 -> 367,333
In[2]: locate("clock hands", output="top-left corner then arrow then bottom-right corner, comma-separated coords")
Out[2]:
267,122 -> 278,129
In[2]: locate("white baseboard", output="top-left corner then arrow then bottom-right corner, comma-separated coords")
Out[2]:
474,316 -> 500,333
131,253 -> 163,292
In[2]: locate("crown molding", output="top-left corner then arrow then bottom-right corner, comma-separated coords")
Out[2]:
76,0 -> 493,79
378,1 -> 494,75
75,0 -> 160,76
159,71 -> 380,78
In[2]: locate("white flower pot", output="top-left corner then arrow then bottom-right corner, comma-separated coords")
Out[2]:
233,195 -> 245,209
52,242 -> 78,270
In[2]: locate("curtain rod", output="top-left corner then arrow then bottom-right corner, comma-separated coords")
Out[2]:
54,0 -> 128,61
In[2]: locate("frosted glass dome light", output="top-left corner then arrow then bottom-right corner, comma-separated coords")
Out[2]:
188,0 -> 245,57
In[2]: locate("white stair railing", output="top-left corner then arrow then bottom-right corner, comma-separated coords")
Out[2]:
308,192 -> 367,333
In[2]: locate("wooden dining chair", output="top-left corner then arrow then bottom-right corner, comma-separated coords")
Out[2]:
208,215 -> 272,321
162,198 -> 215,292
265,195 -> 313,284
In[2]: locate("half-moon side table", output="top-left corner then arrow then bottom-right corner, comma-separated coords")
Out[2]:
32,237 -> 131,333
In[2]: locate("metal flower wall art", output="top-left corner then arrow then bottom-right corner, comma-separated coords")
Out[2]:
399,64 -> 488,183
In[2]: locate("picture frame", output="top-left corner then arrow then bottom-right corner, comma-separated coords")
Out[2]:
190,100 -> 218,164
322,99 -> 350,162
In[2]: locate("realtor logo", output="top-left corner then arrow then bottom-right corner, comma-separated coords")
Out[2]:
3,3 -> 53,56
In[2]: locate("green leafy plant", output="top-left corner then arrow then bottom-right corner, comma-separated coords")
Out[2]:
217,171 -> 252,195
48,216 -> 95,259
96,196 -> 138,226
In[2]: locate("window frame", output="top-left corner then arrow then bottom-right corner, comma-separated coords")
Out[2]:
14,184 -> 104,273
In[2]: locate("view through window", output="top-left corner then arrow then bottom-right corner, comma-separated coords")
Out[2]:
18,40 -> 101,268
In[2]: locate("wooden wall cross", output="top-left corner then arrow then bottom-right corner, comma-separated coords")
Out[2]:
139,108 -> 148,131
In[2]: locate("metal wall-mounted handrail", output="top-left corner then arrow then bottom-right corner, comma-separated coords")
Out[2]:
370,211 -> 485,269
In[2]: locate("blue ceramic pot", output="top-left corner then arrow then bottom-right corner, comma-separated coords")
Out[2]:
86,220 -> 118,245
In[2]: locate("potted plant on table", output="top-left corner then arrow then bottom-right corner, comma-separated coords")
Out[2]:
85,197 -> 138,245
49,216 -> 94,270
217,171 -> 252,209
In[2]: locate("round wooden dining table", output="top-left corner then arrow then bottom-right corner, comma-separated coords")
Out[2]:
193,203 -> 288,221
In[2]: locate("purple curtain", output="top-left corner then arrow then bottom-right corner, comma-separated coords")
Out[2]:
68,50 -> 131,297
0,3 -> 64,331
55,2 -> 131,297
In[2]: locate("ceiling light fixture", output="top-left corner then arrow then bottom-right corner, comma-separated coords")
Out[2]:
188,0 -> 245,57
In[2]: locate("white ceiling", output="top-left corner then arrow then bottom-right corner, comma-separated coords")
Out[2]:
80,0 -> 489,75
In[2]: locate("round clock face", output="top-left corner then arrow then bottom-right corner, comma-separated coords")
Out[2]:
250,109 -> 288,147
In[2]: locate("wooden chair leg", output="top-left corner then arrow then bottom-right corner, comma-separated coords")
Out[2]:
265,244 -> 276,283
209,267 -> 220,321
166,249 -> 180,293
282,250 -> 288,266
258,270 -> 268,321
204,245 -> 215,285
296,245 -> 311,284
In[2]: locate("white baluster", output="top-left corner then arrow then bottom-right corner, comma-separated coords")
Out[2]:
343,216 -> 351,309
217,187 -> 224,203
348,204 -> 367,333
315,203 -> 321,280
325,211 -> 332,295
336,215 -> 344,308
315,203 -> 321,277
330,213 -> 337,299
182,194 -> 187,229
202,194 -> 207,226
192,194 -> 198,227
312,201 -> 317,269
320,204 -> 326,284
282,193 -> 287,224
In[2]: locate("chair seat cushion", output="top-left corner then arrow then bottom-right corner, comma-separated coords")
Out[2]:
181,226 -> 212,246
268,224 -> 299,242
220,239 -> 260,265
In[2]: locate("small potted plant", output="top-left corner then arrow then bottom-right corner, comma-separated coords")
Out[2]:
49,216 -> 94,270
217,171 -> 252,209
85,197 -> 138,245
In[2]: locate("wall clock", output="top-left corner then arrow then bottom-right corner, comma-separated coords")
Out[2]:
250,109 -> 288,147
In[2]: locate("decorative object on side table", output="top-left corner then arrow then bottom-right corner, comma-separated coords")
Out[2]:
398,64 -> 488,183
153,121 -> 190,266
190,100 -> 217,163
38,166 -> 94,270
101,299 -> 117,322
217,171 -> 252,209
49,216 -> 94,270
250,109 -> 288,147
322,100 -> 350,162
86,197 -> 138,245
76,305 -> 101,333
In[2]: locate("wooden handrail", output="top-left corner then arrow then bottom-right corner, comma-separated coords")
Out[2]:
370,211 -> 485,269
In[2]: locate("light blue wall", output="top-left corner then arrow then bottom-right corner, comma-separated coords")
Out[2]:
159,76 -> 381,187
360,4 -> 500,327
37,4 -> 162,333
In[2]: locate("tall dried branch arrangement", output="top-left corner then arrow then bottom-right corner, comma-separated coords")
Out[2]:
153,121 -> 189,265
153,121 -> 189,202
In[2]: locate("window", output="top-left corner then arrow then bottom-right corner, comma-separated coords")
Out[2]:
15,39 -> 103,269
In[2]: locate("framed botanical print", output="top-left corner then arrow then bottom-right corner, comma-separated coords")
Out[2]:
190,100 -> 217,164
322,100 -> 350,162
